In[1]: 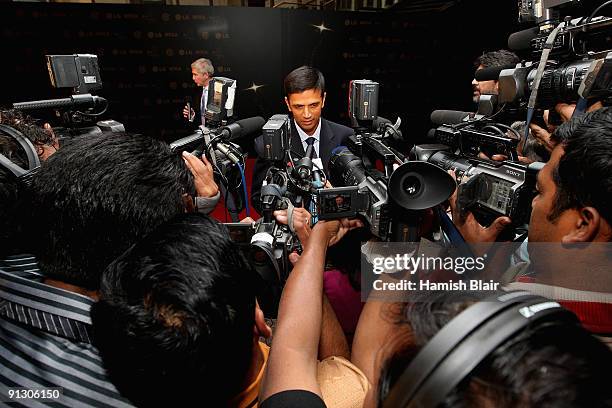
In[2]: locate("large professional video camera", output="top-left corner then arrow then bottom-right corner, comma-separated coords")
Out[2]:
476,1 -> 610,126
224,180 -> 300,317
321,80 -> 456,241
414,110 -> 544,235
12,54 -> 125,138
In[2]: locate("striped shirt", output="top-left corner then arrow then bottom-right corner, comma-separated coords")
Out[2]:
0,268 -> 134,407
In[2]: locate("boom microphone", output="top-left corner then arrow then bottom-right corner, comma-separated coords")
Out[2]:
218,116 -> 265,141
13,94 -> 107,111
508,26 -> 540,51
474,64 -> 517,81
430,110 -> 483,126
169,116 -> 265,153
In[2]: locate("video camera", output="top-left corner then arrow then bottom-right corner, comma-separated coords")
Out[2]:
414,111 -> 543,234
224,180 -> 300,317
496,2 -> 610,108
12,54 -> 125,138
321,80 -> 455,241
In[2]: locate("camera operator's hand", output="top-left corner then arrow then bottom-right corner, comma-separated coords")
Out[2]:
448,170 -> 511,243
529,122 -> 555,153
477,151 -> 533,165
316,218 -> 364,247
182,151 -> 219,198
274,208 -> 312,245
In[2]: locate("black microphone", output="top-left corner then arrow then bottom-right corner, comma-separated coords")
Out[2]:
508,26 -> 540,51
474,64 -> 517,81
430,110 -> 482,126
13,94 -> 107,111
217,116 -> 265,141
169,116 -> 265,153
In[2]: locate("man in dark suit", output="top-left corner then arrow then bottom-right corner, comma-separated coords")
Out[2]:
251,66 -> 354,212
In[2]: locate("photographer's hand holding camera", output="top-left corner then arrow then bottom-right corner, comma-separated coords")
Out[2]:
182,150 -> 220,214
448,169 -> 512,244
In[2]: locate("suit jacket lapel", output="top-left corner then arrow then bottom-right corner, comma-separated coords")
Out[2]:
319,119 -> 337,172
289,120 -> 306,157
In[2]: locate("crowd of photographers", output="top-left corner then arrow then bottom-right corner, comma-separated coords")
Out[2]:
1,26 -> 612,408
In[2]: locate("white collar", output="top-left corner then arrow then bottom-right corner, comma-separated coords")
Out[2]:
294,118 -> 321,143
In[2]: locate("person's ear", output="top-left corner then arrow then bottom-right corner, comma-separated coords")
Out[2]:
253,300 -> 272,339
561,207 -> 600,243
284,96 -> 291,112
321,92 -> 326,109
35,144 -> 44,158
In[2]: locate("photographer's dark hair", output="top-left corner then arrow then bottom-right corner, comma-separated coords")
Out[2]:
92,213 -> 256,407
474,49 -> 519,69
548,107 -> 612,228
284,66 -> 325,96
26,132 -> 194,290
377,290 -> 612,408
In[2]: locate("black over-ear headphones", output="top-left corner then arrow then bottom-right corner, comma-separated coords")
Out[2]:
0,123 -> 41,179
383,290 -> 579,408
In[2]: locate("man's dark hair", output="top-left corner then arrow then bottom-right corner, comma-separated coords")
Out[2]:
377,290 -> 612,408
91,213 -> 256,406
284,65 -> 325,96
548,107 -> 612,227
474,49 -> 520,70
26,132 -> 194,289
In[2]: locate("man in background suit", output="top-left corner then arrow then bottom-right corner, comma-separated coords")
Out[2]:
183,58 -> 214,127
251,66 -> 354,212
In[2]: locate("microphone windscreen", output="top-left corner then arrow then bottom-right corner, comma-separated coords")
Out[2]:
235,116 -> 265,137
474,65 -> 516,81
508,26 -> 539,51
430,110 -> 471,126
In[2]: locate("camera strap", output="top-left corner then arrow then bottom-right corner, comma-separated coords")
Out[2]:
524,22 -> 564,151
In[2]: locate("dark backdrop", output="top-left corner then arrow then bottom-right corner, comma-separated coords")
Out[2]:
0,1 -> 522,145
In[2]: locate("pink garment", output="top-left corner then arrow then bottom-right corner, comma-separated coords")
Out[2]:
324,269 -> 364,335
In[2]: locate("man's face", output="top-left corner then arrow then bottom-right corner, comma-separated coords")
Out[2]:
528,145 -> 576,242
285,89 -> 326,136
472,65 -> 498,104
192,68 -> 210,87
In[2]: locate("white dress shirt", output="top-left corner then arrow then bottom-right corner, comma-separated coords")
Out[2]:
294,118 -> 321,158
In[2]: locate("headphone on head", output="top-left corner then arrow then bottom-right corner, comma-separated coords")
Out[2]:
382,290 -> 579,408
0,123 -> 41,182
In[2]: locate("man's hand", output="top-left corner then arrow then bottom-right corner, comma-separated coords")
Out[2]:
183,104 -> 195,121
274,208 -> 312,245
477,151 -> 533,165
182,151 -> 219,198
529,122 -> 555,152
448,170 -> 511,243
314,218 -> 364,247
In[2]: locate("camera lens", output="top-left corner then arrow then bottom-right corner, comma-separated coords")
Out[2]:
329,146 -> 368,187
